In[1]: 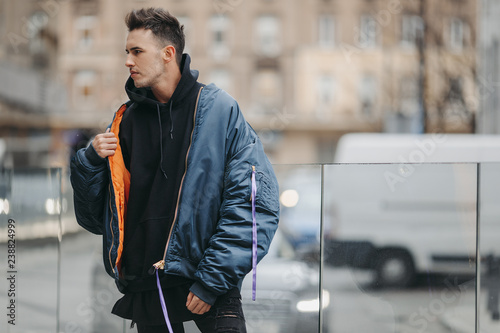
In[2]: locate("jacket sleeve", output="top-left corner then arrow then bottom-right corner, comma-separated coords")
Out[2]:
190,100 -> 280,305
70,143 -> 109,235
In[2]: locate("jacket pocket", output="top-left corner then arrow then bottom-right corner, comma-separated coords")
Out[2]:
248,166 -> 280,214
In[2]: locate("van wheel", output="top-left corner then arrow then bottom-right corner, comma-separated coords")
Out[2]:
373,250 -> 415,288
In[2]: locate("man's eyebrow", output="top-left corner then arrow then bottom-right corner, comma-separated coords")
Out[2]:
125,46 -> 143,52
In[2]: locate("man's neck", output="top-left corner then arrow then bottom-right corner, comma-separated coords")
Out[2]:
152,67 -> 182,103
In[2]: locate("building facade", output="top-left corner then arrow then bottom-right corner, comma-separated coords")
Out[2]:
56,0 -> 479,164
3,0 -> 478,165
0,0 -> 69,167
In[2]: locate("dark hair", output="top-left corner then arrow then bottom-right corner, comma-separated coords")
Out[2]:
125,8 -> 185,67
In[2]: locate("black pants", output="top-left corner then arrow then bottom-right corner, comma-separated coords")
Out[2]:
136,291 -> 247,333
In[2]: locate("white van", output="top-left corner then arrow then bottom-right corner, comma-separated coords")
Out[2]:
325,133 -> 500,287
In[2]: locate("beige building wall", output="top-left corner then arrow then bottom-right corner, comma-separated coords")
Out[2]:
55,0 -> 478,164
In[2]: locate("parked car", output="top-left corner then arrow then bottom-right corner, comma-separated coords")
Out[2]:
241,230 -> 330,333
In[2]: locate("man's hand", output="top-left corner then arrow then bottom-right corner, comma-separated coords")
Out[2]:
93,128 -> 118,158
186,291 -> 211,315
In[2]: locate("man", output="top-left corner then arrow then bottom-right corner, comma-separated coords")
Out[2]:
70,8 -> 280,333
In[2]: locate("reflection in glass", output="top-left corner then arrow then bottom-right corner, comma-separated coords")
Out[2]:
0,169 -> 61,333
5,163 -> 499,332
323,163 -> 477,332
241,165 -> 324,333
478,163 -> 500,330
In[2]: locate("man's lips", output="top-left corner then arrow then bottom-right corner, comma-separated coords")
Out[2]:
130,71 -> 139,77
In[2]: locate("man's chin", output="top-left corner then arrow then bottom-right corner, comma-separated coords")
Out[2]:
132,79 -> 147,88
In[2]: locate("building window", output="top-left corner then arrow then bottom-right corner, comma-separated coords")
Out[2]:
28,11 -> 49,53
359,75 -> 377,118
359,15 -> 377,48
255,15 -> 281,57
74,70 -> 97,107
316,75 -> 335,119
209,15 -> 230,61
449,17 -> 466,51
319,15 -> 335,48
400,76 -> 419,116
445,77 -> 466,114
75,15 -> 97,49
253,70 -> 281,113
27,11 -> 51,68
401,15 -> 423,48
209,69 -> 232,94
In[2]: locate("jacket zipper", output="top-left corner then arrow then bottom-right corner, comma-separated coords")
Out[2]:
108,183 -> 116,275
152,86 -> 204,272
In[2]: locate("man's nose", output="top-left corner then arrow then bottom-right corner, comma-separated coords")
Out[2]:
125,55 -> 134,68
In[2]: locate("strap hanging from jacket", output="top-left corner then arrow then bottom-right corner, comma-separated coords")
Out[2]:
251,166 -> 258,301
155,269 -> 174,333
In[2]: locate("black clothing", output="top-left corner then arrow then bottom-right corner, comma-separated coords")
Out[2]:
135,288 -> 246,333
112,54 -> 205,324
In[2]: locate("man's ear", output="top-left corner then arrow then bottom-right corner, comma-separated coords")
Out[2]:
162,45 -> 176,63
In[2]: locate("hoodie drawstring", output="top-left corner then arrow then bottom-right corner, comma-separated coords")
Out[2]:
155,103 -> 173,332
169,101 -> 174,140
157,105 -> 168,180
155,268 -> 174,333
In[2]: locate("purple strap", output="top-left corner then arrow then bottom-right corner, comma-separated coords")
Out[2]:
251,167 -> 258,301
155,269 -> 174,333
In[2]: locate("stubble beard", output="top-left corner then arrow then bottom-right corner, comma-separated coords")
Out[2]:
133,61 -> 164,89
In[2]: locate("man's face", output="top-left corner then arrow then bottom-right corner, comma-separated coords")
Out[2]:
125,28 -> 165,88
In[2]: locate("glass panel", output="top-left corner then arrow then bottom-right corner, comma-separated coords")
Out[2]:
478,163 -> 500,332
2,163 -> 486,332
240,164 -> 322,333
323,163 -> 477,332
0,168 -> 61,332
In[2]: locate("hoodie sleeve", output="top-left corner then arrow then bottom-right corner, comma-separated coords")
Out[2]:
70,143 -> 109,235
189,98 -> 280,305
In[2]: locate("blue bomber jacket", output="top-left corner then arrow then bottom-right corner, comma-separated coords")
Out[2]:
70,84 -> 280,305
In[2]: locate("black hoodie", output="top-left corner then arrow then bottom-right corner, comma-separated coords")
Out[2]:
112,54 -> 205,324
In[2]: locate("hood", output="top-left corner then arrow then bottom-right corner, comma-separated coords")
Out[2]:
124,53 -> 199,108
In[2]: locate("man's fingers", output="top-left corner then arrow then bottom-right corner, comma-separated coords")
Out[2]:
105,128 -> 110,133
94,133 -> 117,146
93,130 -> 118,158
191,302 -> 208,315
99,143 -> 118,150
186,292 -> 211,315
96,149 -> 116,158
97,133 -> 118,141
186,292 -> 194,307
197,304 -> 211,315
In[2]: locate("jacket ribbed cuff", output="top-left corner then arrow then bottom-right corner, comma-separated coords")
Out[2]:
189,281 -> 218,306
84,143 -> 106,166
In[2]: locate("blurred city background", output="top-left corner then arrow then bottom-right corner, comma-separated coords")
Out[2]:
1,0 -> 500,166
1,0 -> 500,333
